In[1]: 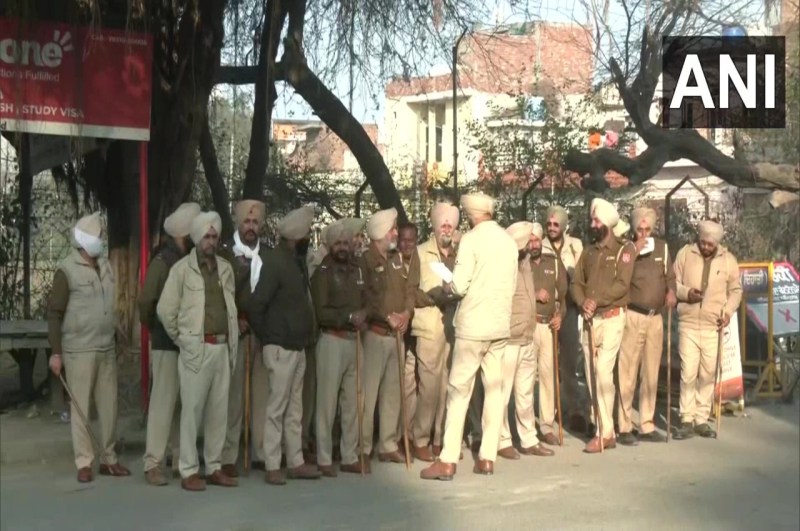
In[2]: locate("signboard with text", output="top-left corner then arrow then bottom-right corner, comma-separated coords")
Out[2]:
739,262 -> 800,337
0,18 -> 152,141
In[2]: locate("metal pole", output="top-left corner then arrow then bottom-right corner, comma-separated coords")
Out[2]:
452,27 -> 468,197
139,142 -> 150,412
19,134 -> 32,320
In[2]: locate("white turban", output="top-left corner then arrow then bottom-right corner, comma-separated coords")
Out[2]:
163,202 -> 201,238
460,192 -> 495,217
546,205 -> 568,228
367,208 -> 398,240
613,220 -> 630,238
326,221 -> 354,248
278,206 -> 315,240
532,222 -> 544,239
234,200 -> 266,225
73,212 -> 104,257
506,221 -> 534,251
591,198 -> 619,228
698,220 -> 724,244
631,207 -> 657,231
431,202 -> 460,230
190,211 -> 222,244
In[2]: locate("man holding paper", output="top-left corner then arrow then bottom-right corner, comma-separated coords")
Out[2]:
616,207 -> 676,445
421,192 -> 518,480
410,202 -> 460,461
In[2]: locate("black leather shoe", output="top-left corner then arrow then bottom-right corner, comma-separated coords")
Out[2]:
639,431 -> 666,443
672,422 -> 695,440
694,423 -> 716,438
617,432 -> 638,446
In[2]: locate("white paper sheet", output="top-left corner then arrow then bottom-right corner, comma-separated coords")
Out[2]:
639,237 -> 655,255
429,261 -> 454,284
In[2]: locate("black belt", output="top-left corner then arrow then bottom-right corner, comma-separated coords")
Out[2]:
627,304 -> 660,317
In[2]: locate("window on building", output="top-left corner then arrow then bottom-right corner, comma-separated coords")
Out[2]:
435,105 -> 445,163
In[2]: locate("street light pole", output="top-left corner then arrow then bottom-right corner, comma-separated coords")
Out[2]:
452,27 -> 468,198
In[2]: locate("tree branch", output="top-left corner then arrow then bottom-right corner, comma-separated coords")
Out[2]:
200,115 -> 235,241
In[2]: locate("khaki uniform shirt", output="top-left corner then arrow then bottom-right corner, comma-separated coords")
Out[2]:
531,254 -> 568,319
571,236 -> 636,314
311,255 -> 365,331
629,238 -> 677,313
359,243 -> 420,328
198,250 -> 229,335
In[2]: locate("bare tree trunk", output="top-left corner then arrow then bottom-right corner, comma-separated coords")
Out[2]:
200,116 -> 235,240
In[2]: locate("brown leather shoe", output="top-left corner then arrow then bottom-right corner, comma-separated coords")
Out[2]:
221,464 -> 239,478
319,465 -> 338,477
378,450 -> 407,463
207,469 -> 238,487
77,467 -> 93,483
541,433 -> 560,446
413,445 -> 435,462
520,443 -> 555,457
473,459 -> 494,475
497,446 -> 520,460
420,460 -> 456,481
431,444 -> 442,457
145,467 -> 168,486
340,461 -> 371,474
181,473 -> 207,491
584,436 -> 617,454
265,469 -> 287,485
287,463 -> 322,480
99,463 -> 131,476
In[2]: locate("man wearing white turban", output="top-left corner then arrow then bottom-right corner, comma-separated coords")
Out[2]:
217,199 -> 271,475
570,198 -> 636,453
672,220 -> 741,440
140,202 -> 201,485
358,207 -> 420,464
310,222 -> 370,476
421,192 -> 518,480
47,212 -> 130,483
541,204 -> 586,433
410,202 -> 461,461
616,207 -> 676,445
248,206 -> 323,484
157,211 -> 239,490
497,221 -> 556,460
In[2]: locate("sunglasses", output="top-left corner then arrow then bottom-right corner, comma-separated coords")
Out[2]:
546,222 -> 560,228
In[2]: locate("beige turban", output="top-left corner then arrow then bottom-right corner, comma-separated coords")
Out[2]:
613,220 -> 630,238
631,207 -> 657,231
75,212 -> 103,238
190,211 -> 222,244
460,192 -> 495,217
698,220 -> 724,244
367,208 -> 398,240
546,205 -> 568,228
591,198 -> 619,228
72,212 -> 105,255
326,222 -> 354,247
340,217 -> 366,235
532,222 -> 544,239
431,202 -> 460,230
506,221 -> 534,251
163,202 -> 201,238
234,199 -> 266,225
277,206 -> 315,240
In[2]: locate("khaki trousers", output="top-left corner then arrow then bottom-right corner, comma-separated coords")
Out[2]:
262,345 -> 305,471
581,312 -> 625,439
533,323 -> 556,435
302,344 -> 316,449
315,333 -> 359,466
64,349 -> 119,470
617,312 -> 664,434
403,344 -> 417,435
361,331 -> 401,456
499,343 -> 524,449
222,334 -> 264,466
678,327 -> 719,425
250,343 -> 268,462
440,338 -> 506,464
178,343 -> 230,478
143,349 -> 180,472
559,303 -> 585,416
411,333 -> 451,447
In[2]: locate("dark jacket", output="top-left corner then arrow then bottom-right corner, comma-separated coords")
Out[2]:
138,241 -> 184,351
247,242 -> 315,350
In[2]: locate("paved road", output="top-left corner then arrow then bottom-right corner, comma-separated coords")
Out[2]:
1,403 -> 798,531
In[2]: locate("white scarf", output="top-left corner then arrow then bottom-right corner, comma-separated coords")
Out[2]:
232,231 -> 262,293
74,228 -> 104,257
